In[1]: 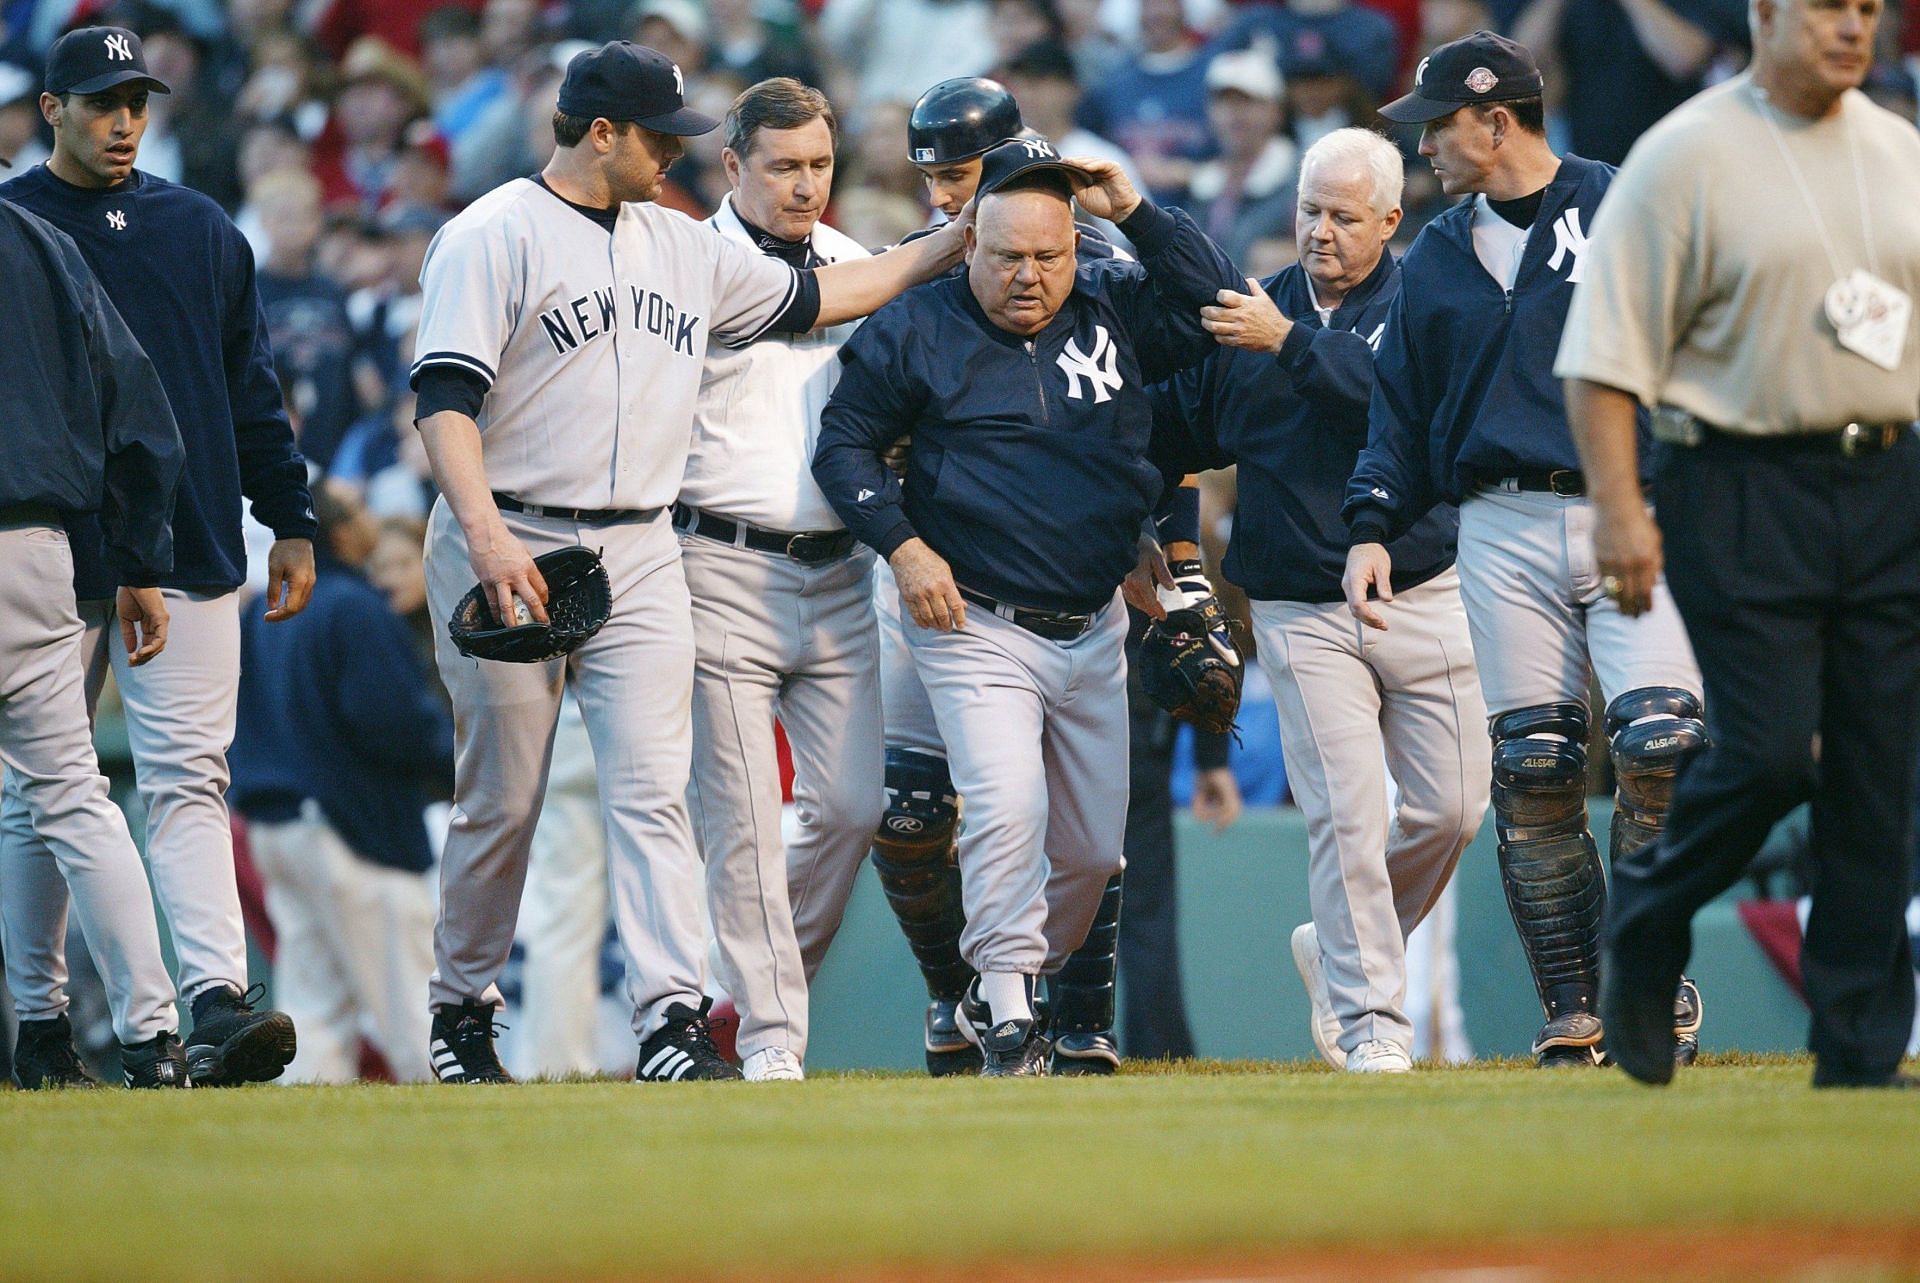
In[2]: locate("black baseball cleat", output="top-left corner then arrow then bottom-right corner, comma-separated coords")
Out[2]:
636,998 -> 745,1082
12,1014 -> 101,1089
185,984 -> 297,1086
1050,1029 -> 1120,1076
120,1031 -> 191,1088
429,1001 -> 514,1083
1532,1012 -> 1606,1068
981,1017 -> 1049,1077
924,997 -> 983,1077
1672,976 -> 1703,1066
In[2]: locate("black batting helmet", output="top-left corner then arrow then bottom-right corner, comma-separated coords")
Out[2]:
907,77 -> 1024,165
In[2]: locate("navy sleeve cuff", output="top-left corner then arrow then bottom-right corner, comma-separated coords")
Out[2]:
868,509 -> 918,560
1348,511 -> 1391,547
1277,322 -> 1314,370
1116,199 -> 1178,256
1192,727 -> 1232,771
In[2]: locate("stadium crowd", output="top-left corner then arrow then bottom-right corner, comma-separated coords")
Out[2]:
1,0 -> 1916,1084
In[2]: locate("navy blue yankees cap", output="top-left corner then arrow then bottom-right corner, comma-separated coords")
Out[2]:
557,41 -> 714,136
1380,30 -> 1542,124
977,135 -> 1092,198
45,26 -> 172,97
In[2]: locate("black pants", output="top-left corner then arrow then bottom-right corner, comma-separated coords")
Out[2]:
1611,431 -> 1920,1081
1117,681 -> 1197,1059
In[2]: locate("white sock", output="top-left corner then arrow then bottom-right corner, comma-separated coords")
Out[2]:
980,971 -> 1033,1024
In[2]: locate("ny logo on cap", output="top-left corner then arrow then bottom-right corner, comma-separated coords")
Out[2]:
104,32 -> 133,61
671,63 -> 684,97
1414,56 -> 1429,87
1019,137 -> 1056,159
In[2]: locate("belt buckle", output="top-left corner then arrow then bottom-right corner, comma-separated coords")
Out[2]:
1548,469 -> 1583,497
785,532 -> 833,563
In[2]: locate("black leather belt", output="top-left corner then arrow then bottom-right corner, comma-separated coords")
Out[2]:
493,492 -> 655,524
672,503 -> 855,565
1654,408 -> 1908,458
1496,469 -> 1586,497
0,502 -> 61,525
957,587 -> 1098,641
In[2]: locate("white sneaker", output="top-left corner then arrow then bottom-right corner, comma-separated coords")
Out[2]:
1346,1040 -> 1413,1073
742,1048 -> 805,1082
1290,922 -> 1344,1069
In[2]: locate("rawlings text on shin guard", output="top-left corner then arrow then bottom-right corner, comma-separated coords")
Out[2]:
869,748 -> 972,1000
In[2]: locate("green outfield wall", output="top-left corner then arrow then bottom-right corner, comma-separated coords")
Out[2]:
802,802 -> 1812,1068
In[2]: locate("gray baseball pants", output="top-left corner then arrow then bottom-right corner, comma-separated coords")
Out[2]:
0,521 -> 175,1044
2,585 -> 245,1021
875,562 -> 943,756
425,501 -> 704,1041
904,595 -> 1130,978
1455,488 -> 1701,712
681,532 -> 883,1062
1250,569 -> 1491,1057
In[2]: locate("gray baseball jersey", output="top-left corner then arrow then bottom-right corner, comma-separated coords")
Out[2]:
412,177 -> 812,1050
412,178 -> 807,510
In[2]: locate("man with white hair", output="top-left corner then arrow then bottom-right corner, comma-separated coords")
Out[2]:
1151,127 -> 1491,1072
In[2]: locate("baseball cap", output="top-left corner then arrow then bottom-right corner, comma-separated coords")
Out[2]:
976,135 -> 1092,198
557,40 -> 715,136
44,26 -> 172,97
1206,48 -> 1285,103
1379,30 -> 1543,124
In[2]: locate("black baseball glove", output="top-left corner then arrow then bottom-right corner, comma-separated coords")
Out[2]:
447,545 -> 611,663
1139,562 -> 1244,735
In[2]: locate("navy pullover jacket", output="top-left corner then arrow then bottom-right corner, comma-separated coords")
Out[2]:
0,166 -> 316,598
1342,155 -> 1649,543
0,199 -> 182,583
1151,252 -> 1456,603
230,553 -> 453,874
813,201 -> 1240,614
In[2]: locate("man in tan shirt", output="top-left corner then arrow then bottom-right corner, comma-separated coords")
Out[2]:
1557,0 -> 1920,1088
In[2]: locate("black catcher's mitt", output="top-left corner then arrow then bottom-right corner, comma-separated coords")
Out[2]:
1140,591 -> 1244,735
447,545 -> 611,663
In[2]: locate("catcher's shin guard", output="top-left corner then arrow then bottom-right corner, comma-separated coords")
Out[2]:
1603,687 -> 1707,866
1047,873 -> 1123,1075
870,748 -> 973,998
1606,688 -> 1709,1062
1490,703 -> 1606,1064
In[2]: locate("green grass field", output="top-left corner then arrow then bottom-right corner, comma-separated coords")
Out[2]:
5,1055 -> 1919,1282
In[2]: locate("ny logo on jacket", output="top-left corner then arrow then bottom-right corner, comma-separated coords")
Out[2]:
1058,325 -> 1123,402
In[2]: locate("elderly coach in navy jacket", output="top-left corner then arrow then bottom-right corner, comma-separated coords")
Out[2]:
1150,127 -> 1489,1075
812,138 -> 1239,1075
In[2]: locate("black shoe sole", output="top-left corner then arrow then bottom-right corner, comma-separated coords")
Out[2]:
1050,1054 -> 1118,1076
187,1012 -> 297,1086
926,1045 -> 984,1077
